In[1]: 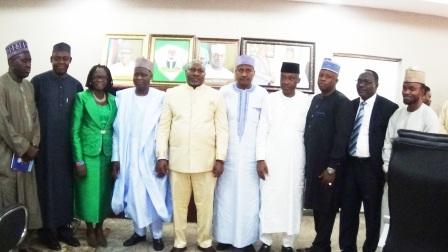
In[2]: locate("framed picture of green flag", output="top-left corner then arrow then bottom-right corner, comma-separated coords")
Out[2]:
149,35 -> 194,84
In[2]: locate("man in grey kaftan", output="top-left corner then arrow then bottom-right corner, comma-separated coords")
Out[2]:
0,40 -> 42,249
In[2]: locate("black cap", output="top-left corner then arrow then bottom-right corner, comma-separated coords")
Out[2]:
281,62 -> 300,74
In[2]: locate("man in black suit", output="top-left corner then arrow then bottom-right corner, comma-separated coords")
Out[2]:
339,70 -> 398,252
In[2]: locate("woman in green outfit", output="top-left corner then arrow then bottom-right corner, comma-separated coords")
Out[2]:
71,65 -> 117,248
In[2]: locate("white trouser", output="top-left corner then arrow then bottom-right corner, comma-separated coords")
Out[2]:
260,233 -> 295,247
134,219 -> 163,239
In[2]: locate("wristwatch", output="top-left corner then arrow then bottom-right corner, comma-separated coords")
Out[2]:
75,161 -> 85,166
326,167 -> 336,174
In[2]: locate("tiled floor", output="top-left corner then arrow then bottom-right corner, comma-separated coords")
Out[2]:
26,213 -> 366,251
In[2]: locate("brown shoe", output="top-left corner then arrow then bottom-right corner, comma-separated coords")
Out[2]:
198,246 -> 216,252
95,227 -> 107,247
86,228 -> 97,248
170,247 -> 187,252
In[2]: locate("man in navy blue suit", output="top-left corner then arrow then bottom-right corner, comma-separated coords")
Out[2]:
339,70 -> 398,252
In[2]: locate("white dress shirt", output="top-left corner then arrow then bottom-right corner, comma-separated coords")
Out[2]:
353,94 -> 377,158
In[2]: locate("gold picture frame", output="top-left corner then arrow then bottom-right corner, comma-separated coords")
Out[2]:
196,37 -> 239,87
149,34 -> 194,87
102,34 -> 148,87
241,37 -> 316,93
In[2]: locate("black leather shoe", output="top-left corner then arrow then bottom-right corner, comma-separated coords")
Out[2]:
243,244 -> 256,252
123,233 -> 146,246
281,246 -> 293,252
42,239 -> 61,250
198,245 -> 216,252
216,242 -> 233,250
39,229 -> 61,250
58,234 -> 80,247
296,248 -> 312,252
258,243 -> 271,252
57,225 -> 80,247
153,238 -> 165,251
170,247 -> 187,252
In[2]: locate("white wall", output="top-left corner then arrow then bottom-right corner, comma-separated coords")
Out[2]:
1,0 -> 447,111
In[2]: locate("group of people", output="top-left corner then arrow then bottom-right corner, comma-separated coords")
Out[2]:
0,38 -> 445,252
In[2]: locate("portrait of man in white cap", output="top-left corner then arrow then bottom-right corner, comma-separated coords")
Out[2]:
205,44 -> 234,80
107,38 -> 142,78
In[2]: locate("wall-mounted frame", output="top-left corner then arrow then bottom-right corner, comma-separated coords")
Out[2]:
102,34 -> 148,86
196,37 -> 239,87
241,37 -> 315,93
149,34 -> 194,85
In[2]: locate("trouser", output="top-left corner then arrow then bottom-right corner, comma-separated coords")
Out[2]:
312,210 -> 337,252
339,157 -> 384,252
170,171 -> 216,248
260,233 -> 295,247
134,219 -> 163,239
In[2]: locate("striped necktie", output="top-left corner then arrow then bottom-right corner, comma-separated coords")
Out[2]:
349,101 -> 366,156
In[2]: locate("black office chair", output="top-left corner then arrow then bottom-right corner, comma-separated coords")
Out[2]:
0,204 -> 28,251
384,130 -> 448,252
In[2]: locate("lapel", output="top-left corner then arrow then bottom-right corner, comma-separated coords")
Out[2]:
353,98 -> 360,113
84,91 -> 102,128
84,91 -> 115,129
104,93 -> 116,128
369,95 -> 382,130
352,98 -> 360,123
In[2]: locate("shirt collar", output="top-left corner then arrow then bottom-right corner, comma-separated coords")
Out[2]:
50,70 -> 68,79
232,82 -> 255,93
185,83 -> 205,90
361,93 -> 377,106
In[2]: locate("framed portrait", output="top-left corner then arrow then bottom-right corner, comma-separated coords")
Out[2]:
241,37 -> 316,93
102,34 -> 148,86
149,35 -> 194,85
196,38 -> 239,86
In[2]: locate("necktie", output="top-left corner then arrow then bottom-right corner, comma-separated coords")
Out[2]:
349,101 -> 366,156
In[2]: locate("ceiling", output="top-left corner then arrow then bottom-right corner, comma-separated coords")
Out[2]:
293,0 -> 448,18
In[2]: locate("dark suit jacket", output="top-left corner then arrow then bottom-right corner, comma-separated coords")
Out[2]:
351,95 -> 398,170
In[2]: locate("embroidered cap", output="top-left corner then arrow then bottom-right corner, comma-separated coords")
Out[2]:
320,58 -> 340,75
5,39 -> 29,59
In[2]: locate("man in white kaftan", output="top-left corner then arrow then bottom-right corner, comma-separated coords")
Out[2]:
378,68 -> 441,250
256,62 -> 311,252
213,55 -> 267,251
382,68 -> 441,173
111,58 -> 172,251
